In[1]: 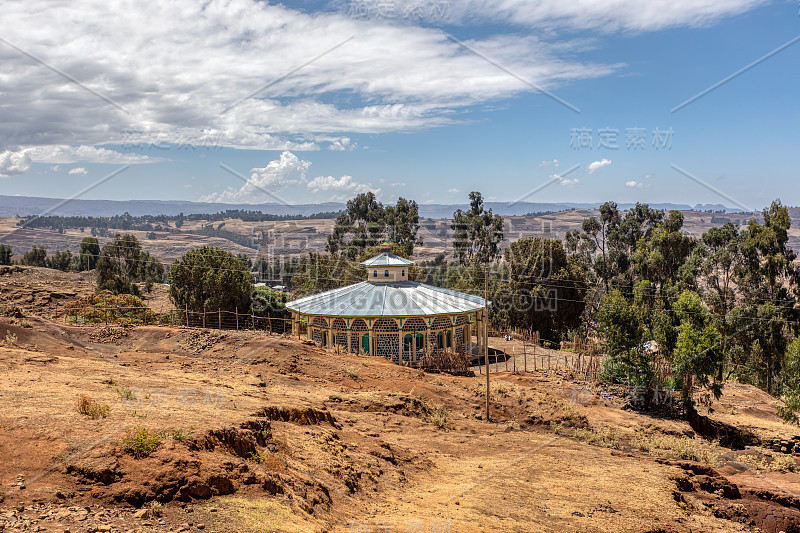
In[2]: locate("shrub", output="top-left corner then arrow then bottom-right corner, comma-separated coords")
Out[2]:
77,395 -> 110,419
771,454 -> 797,473
115,384 -> 136,401
147,500 -> 163,518
120,427 -> 163,458
169,427 -> 194,443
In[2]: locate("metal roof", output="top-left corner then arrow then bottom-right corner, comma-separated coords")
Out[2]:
359,253 -> 414,267
286,281 -> 485,318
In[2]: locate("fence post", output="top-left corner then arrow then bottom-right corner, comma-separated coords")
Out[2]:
218,309 -> 222,330
203,309 -> 206,329
235,307 -> 239,330
523,335 -> 527,373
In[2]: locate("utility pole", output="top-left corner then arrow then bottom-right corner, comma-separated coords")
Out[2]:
484,265 -> 490,422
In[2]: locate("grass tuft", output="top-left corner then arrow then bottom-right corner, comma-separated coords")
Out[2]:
77,394 -> 110,419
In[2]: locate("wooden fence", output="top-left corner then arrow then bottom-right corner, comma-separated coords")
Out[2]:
477,329 -> 607,381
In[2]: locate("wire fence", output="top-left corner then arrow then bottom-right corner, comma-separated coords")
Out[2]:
61,304 -> 298,336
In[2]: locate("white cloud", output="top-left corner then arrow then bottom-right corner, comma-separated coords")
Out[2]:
539,159 -> 559,167
356,0 -> 766,32
625,180 -> 650,188
201,151 -> 311,203
307,175 -> 378,200
68,167 -> 88,175
327,137 -> 356,151
391,182 -> 407,187
548,173 -> 579,187
0,0 -> 622,154
0,149 -> 31,177
448,188 -> 460,193
26,145 -> 161,165
50,165 -> 60,172
587,158 -> 612,173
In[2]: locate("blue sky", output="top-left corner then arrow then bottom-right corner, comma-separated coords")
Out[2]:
0,0 -> 798,210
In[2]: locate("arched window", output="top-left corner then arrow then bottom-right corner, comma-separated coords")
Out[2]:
373,270 -> 377,277
384,269 -> 389,277
401,269 -> 405,277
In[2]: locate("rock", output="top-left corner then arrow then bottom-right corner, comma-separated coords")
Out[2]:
98,526 -> 112,532
197,524 -> 205,530
132,509 -> 149,520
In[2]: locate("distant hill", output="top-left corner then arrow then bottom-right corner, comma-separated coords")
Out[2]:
0,194 -> 748,219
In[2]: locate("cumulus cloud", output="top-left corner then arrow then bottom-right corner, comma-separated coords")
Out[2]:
448,188 -> 460,193
201,151 -> 311,203
68,167 -> 88,175
0,149 -> 32,177
539,159 -> 559,167
625,180 -> 651,188
587,158 -> 612,173
307,175 -> 378,200
391,182 -> 407,187
560,178 -> 580,187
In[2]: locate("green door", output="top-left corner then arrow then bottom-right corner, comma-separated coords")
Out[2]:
404,334 -> 413,352
361,333 -> 370,354
415,334 -> 424,351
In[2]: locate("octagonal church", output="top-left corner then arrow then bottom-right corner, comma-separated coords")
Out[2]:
286,253 -> 487,364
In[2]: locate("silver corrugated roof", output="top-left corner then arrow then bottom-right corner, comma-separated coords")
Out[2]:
359,253 -> 414,267
286,281 -> 485,317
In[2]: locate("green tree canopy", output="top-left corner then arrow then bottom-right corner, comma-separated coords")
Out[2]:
21,246 -> 47,267
451,191 -> 504,264
326,192 -> 421,258
0,244 -> 12,265
97,234 -> 163,295
79,236 -> 101,271
169,246 -> 253,313
497,237 -> 587,342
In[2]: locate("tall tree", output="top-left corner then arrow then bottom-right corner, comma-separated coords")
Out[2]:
498,238 -> 587,342
79,236 -> 101,271
672,290 -> 724,406
47,250 -> 73,271
21,246 -> 47,267
327,193 -> 421,258
451,192 -> 504,264
169,247 -> 253,313
0,244 -> 11,265
96,234 -> 163,295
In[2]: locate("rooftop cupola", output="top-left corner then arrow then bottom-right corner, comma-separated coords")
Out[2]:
360,253 -> 414,283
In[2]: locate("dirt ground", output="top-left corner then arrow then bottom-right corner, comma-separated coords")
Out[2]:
2,270 -> 800,532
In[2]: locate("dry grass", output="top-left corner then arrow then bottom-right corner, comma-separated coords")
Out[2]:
76,394 -> 110,419
572,427 -> 621,449
250,450 -> 285,472
632,433 -> 721,466
738,452 -> 797,473
201,496 -> 310,533
3,331 -> 17,346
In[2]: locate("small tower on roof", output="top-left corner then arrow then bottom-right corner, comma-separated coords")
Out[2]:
360,252 -> 413,283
